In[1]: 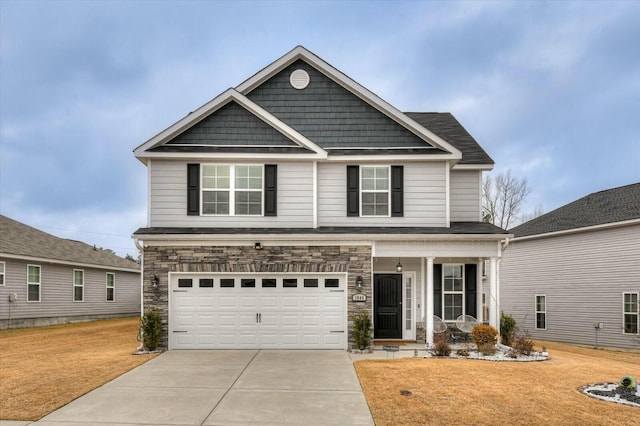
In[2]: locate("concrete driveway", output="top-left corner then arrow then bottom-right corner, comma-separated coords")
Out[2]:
35,350 -> 374,426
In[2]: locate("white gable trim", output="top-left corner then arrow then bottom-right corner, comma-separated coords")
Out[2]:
452,164 -> 494,171
134,88 -> 326,159
236,46 -> 462,160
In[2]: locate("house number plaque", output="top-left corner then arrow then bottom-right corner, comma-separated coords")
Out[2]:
352,294 -> 367,302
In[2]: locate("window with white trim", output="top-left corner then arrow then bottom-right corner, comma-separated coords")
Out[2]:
623,292 -> 638,334
535,295 -> 546,330
73,269 -> 84,302
0,261 -> 5,286
361,166 -> 389,216
201,164 -> 263,215
443,265 -> 464,321
106,273 -> 115,302
27,264 -> 41,302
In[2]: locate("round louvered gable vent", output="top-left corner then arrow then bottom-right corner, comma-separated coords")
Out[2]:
290,69 -> 310,90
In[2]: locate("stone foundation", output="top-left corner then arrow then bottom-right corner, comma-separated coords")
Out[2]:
143,244 -> 372,349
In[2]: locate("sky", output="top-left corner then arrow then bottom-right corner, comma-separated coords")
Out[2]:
1,0 -> 639,257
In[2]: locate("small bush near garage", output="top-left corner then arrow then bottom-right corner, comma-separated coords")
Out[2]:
351,309 -> 372,350
472,324 -> 498,355
140,309 -> 162,351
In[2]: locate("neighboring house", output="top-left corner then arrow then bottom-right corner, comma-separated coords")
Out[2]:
0,215 -> 141,328
133,46 -> 509,350
501,183 -> 640,350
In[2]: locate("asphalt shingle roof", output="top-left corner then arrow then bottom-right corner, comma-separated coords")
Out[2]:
405,112 -> 494,165
509,183 -> 640,238
0,215 -> 139,271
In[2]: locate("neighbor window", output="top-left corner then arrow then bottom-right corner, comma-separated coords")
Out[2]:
0,261 -> 5,286
361,166 -> 389,216
535,295 -> 546,330
106,273 -> 115,301
443,265 -> 464,321
201,164 -> 263,215
27,264 -> 41,302
623,292 -> 639,334
73,269 -> 84,302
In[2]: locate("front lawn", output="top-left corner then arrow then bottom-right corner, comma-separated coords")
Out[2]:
354,341 -> 639,425
0,317 -> 158,421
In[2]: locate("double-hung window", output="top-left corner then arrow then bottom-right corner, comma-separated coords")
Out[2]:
443,265 -> 464,321
106,273 -> 115,302
202,165 -> 263,215
623,292 -> 639,334
535,295 -> 546,330
27,264 -> 41,302
0,261 -> 5,286
73,269 -> 84,302
361,166 -> 389,216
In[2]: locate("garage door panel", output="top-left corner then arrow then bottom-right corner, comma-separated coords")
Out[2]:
170,274 -> 346,349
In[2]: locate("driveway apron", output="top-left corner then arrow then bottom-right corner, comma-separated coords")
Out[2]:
35,350 -> 374,426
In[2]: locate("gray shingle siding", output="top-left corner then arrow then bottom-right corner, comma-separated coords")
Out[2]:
247,60 -> 433,149
166,101 -> 299,147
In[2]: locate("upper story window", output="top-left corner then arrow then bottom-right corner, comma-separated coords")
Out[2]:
0,261 -> 5,286
73,269 -> 84,302
201,164 -> 263,215
361,166 -> 390,216
27,264 -> 41,302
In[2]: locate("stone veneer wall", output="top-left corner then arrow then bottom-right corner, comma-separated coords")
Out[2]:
143,244 -> 372,349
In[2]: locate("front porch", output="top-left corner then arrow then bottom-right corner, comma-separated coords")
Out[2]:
370,236 -> 504,347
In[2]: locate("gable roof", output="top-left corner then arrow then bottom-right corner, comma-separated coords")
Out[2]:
510,183 -> 640,238
134,46 -> 473,163
0,215 -> 140,272
405,113 -> 494,166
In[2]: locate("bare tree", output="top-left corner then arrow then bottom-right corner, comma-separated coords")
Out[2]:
483,170 -> 532,229
519,203 -> 544,224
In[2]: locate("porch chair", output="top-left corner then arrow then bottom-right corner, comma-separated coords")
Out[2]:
452,314 -> 479,343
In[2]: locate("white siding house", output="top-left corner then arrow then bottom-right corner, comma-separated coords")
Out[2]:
500,183 -> 640,350
133,46 -> 509,350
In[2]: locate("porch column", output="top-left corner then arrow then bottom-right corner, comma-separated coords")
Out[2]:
477,260 -> 483,323
425,257 -> 434,347
489,257 -> 499,329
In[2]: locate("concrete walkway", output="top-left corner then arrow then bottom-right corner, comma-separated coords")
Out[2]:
33,350 -> 373,426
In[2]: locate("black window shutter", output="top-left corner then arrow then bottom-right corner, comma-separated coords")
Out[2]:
264,164 -> 277,216
391,165 -> 404,217
187,164 -> 200,216
465,264 -> 478,319
346,165 -> 359,216
433,264 -> 442,318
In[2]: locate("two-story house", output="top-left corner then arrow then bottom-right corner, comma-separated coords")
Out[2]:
133,46 -> 509,350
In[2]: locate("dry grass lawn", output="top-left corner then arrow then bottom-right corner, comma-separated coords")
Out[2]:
0,317 -> 158,421
355,341 -> 640,425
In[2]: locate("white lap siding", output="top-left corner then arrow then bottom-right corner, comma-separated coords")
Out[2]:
450,170 -> 482,222
149,160 -> 314,228
317,162 -> 447,227
500,223 -> 640,349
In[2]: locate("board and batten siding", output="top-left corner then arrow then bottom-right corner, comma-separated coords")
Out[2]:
450,170 -> 482,222
500,223 -> 640,349
0,258 -> 140,324
149,160 -> 314,228
317,162 -> 447,227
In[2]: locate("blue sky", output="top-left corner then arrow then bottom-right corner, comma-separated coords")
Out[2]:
1,0 -> 639,257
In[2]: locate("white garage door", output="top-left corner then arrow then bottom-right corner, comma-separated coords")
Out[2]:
169,273 -> 347,349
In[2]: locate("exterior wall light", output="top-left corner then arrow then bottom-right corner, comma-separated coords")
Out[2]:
254,242 -> 264,250
355,275 -> 363,290
396,260 -> 403,273
151,275 -> 159,288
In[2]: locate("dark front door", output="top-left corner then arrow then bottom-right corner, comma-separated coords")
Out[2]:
374,274 -> 402,339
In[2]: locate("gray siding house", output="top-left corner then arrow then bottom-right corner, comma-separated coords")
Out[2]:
501,183 -> 640,349
0,215 -> 141,328
133,46 -> 509,350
